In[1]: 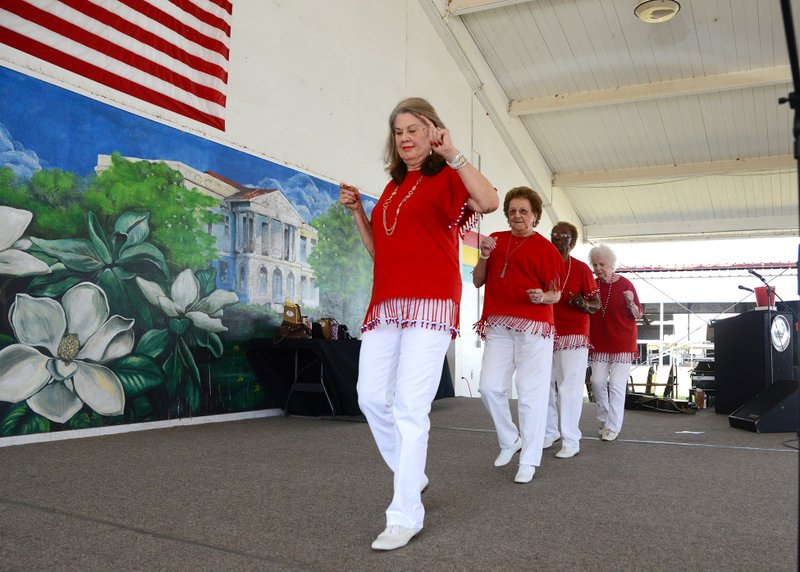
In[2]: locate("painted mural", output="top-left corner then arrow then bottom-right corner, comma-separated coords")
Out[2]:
0,66 -> 375,436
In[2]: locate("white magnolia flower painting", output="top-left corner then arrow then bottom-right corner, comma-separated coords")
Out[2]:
0,206 -> 50,277
136,269 -> 239,333
0,282 -> 134,423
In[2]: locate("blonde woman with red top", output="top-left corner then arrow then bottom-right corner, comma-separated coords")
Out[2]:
544,221 -> 600,459
473,187 -> 563,484
588,244 -> 643,442
339,97 -> 497,551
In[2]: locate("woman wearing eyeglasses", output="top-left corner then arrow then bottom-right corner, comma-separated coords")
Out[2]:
473,186 -> 563,484
544,222 -> 600,459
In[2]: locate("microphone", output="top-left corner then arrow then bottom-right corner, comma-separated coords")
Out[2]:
738,285 -> 754,293
748,268 -> 766,282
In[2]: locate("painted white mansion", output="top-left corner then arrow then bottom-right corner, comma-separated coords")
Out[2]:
96,155 -> 319,310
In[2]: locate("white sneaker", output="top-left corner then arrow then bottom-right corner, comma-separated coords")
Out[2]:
420,474 -> 429,494
601,430 -> 618,441
514,464 -> 536,483
371,525 -> 422,551
542,433 -> 561,449
555,446 -> 580,459
494,437 -> 522,467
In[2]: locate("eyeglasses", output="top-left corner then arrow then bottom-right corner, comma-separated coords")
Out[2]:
550,233 -> 573,240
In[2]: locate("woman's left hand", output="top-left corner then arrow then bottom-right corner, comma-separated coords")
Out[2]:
420,114 -> 458,163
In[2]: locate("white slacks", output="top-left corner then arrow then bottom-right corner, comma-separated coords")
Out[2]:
546,347 -> 588,448
589,360 -> 632,434
357,324 -> 451,529
479,326 -> 554,467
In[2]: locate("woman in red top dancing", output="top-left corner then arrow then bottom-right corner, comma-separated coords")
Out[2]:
339,97 -> 497,551
544,221 -> 600,459
473,187 -> 563,484
588,244 -> 643,442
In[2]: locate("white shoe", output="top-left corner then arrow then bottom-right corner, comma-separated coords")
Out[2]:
494,437 -> 522,467
542,433 -> 561,449
420,474 -> 429,494
555,446 -> 580,459
371,525 -> 422,551
601,430 -> 618,441
514,464 -> 536,483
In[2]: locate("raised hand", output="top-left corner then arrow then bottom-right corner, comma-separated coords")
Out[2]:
339,183 -> 362,212
419,114 -> 458,162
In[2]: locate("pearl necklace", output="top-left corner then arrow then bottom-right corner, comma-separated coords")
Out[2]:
600,276 -> 614,316
500,231 -> 533,278
382,175 -> 424,236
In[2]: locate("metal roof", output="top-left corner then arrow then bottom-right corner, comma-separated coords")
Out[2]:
428,0 -> 800,243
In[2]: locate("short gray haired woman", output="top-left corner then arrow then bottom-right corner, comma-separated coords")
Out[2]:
588,244 -> 643,442
473,187 -> 563,484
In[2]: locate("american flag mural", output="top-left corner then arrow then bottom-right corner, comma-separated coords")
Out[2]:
0,0 -> 232,130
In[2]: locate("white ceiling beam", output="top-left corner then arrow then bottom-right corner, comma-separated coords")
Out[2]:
553,155 -> 797,186
509,66 -> 792,115
585,215 -> 799,243
446,0 -> 532,16
419,0 -> 559,222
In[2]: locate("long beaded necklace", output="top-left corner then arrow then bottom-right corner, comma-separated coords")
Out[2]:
600,276 -> 614,316
562,257 -> 572,287
382,175 -> 424,236
500,231 -> 533,278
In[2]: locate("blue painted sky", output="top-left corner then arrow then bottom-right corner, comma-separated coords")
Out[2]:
0,65 -> 375,223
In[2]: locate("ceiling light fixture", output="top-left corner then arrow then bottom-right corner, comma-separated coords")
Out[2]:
634,0 -> 681,24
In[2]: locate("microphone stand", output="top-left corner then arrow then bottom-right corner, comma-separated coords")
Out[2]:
748,270 -> 778,395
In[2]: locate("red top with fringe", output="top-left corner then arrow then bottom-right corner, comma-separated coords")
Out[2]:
553,256 -> 600,351
361,166 -> 478,339
474,231 -> 563,339
589,274 -> 642,363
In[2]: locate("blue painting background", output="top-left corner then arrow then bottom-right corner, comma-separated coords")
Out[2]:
0,65 -> 360,223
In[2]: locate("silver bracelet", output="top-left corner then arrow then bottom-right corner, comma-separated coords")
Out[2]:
479,253 -> 490,260
448,152 -> 468,170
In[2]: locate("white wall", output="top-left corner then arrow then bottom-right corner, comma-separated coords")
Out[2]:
0,0 -> 553,392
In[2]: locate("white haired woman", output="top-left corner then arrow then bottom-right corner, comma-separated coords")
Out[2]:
588,244 -> 643,441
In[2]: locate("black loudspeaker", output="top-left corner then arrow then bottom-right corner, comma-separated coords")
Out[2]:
728,380 -> 799,433
714,311 -> 795,415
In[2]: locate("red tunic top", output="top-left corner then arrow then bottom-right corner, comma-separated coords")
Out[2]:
553,256 -> 599,351
362,166 -> 476,338
589,275 -> 642,363
474,231 -> 563,339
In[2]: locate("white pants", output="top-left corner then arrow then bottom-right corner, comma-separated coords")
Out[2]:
589,360 -> 632,434
357,324 -> 451,529
546,347 -> 588,448
479,326 -> 553,467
